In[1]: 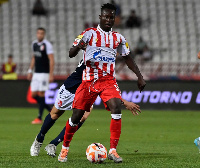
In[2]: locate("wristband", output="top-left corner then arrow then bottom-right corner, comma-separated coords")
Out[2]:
28,69 -> 33,73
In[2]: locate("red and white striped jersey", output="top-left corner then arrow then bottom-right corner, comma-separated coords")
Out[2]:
73,25 -> 130,81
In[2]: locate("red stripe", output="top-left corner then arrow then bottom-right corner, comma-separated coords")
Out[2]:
96,31 -> 101,47
110,64 -> 114,76
94,62 -> 102,78
113,33 -> 117,49
89,34 -> 93,46
107,34 -> 110,47
103,63 -> 107,72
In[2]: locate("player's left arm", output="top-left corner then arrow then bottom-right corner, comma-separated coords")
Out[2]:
118,35 -> 146,91
48,54 -> 54,82
122,98 -> 141,116
47,42 -> 54,82
123,54 -> 146,92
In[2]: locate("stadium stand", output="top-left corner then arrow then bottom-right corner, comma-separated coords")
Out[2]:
0,0 -> 200,80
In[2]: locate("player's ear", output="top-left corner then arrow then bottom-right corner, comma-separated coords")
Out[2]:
99,15 -> 101,20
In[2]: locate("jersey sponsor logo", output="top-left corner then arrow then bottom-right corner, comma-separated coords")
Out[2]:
93,50 -> 115,63
34,51 -> 42,57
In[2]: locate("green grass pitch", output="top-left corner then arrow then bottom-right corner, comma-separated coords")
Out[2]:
1,107 -> 200,168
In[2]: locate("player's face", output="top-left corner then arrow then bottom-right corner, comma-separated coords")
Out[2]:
36,30 -> 45,42
99,9 -> 115,32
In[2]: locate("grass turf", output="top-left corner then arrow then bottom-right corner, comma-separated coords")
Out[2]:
0,107 -> 200,168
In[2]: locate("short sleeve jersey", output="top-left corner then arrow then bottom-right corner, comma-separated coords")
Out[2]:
73,25 -> 130,81
32,39 -> 53,73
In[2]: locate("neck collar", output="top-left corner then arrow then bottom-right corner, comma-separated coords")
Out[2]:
37,39 -> 44,45
97,25 -> 112,34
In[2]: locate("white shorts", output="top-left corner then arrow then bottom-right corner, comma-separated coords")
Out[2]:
54,84 -> 75,111
31,73 -> 49,92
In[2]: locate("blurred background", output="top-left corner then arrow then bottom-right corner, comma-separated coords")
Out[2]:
0,0 -> 200,110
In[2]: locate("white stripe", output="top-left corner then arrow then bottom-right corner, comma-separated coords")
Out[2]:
86,67 -> 90,80
107,63 -> 111,74
109,33 -> 114,49
82,70 -> 86,80
93,31 -> 97,46
94,68 -> 98,79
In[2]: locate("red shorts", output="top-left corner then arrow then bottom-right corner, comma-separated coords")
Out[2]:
72,78 -> 122,111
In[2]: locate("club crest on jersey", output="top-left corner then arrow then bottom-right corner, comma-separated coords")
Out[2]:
40,45 -> 44,51
93,50 -> 115,62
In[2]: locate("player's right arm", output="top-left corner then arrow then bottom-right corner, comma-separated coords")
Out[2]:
69,40 -> 87,58
27,55 -> 35,81
69,29 -> 91,58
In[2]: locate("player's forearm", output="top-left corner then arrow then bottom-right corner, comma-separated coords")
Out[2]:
49,57 -> 54,76
123,55 -> 143,78
29,56 -> 35,70
69,46 -> 81,58
49,54 -> 54,76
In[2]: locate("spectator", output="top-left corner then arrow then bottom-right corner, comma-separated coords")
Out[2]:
125,9 -> 141,28
32,0 -> 47,16
134,37 -> 152,63
111,0 -> 122,27
1,54 -> 17,80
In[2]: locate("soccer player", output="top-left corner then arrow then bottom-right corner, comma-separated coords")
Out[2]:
30,59 -> 141,157
58,3 -> 146,163
27,27 -> 54,124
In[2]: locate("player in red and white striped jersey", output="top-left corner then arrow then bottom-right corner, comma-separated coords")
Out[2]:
58,3 -> 146,163
73,25 -> 129,81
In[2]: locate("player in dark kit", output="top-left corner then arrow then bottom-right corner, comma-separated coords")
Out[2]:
27,27 -> 54,124
30,59 -> 141,157
58,3 -> 146,163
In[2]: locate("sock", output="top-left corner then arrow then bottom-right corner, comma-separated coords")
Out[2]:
62,145 -> 69,150
63,119 -> 78,147
77,121 -> 84,130
49,121 -> 85,146
36,113 -> 56,143
38,97 -> 45,120
49,126 -> 66,146
109,148 -> 116,153
33,96 -> 45,120
34,95 -> 52,113
44,103 -> 52,112
110,115 -> 122,150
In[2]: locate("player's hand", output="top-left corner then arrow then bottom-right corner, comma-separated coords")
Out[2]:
49,74 -> 54,83
77,40 -> 87,50
137,76 -> 146,92
125,101 -> 141,116
27,73 -> 32,81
